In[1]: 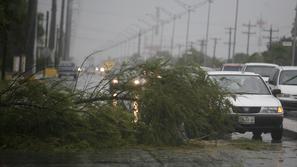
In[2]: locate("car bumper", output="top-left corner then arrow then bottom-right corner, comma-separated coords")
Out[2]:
279,98 -> 297,111
232,114 -> 283,133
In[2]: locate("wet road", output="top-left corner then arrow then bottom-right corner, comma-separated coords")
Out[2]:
0,132 -> 296,167
231,132 -> 297,167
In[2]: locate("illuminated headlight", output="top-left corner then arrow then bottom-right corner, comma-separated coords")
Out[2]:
77,67 -> 83,72
134,79 -> 140,85
277,93 -> 291,98
95,67 -> 99,71
112,78 -> 119,84
261,106 -> 283,113
100,67 -> 105,72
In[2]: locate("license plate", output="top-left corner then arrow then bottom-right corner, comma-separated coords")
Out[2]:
238,116 -> 255,124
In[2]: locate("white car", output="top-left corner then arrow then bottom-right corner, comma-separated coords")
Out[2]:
221,63 -> 243,71
208,71 -> 284,141
269,66 -> 297,112
242,63 -> 279,82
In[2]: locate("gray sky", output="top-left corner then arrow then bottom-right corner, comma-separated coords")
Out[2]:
39,0 -> 297,65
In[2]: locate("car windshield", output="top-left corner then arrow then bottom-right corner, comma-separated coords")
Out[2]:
209,75 -> 270,95
279,70 -> 297,85
244,66 -> 277,78
222,66 -> 242,71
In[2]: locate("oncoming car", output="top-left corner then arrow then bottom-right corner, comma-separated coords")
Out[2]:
208,71 -> 284,141
221,63 -> 243,71
57,61 -> 78,79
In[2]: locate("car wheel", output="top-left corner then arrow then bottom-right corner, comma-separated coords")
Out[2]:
252,131 -> 262,140
271,127 -> 283,141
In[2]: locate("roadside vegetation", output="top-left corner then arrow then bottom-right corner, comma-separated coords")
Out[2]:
0,56 -> 234,151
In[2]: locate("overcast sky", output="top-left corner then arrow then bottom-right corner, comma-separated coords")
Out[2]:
39,0 -> 297,66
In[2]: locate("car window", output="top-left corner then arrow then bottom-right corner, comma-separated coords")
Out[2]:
244,66 -> 277,78
209,75 -> 271,95
271,69 -> 280,85
279,70 -> 297,85
222,66 -> 242,71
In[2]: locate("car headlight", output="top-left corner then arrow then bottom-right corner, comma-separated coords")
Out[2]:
261,106 -> 283,113
134,79 -> 140,85
277,93 -> 291,98
100,67 -> 105,72
112,78 -> 119,84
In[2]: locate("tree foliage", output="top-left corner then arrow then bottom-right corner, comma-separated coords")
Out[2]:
0,55 -> 233,150
134,59 -> 233,145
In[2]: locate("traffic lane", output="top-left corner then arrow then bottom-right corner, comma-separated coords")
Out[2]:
232,132 -> 297,167
60,73 -> 104,91
285,110 -> 297,121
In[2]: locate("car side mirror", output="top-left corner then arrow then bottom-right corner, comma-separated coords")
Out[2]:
268,79 -> 275,85
272,89 -> 281,97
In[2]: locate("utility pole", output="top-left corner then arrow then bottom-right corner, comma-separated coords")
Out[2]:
204,0 -> 213,66
146,13 -> 162,51
225,27 -> 234,63
177,44 -> 182,57
25,0 -> 38,74
211,37 -> 221,66
58,0 -> 65,61
137,30 -> 142,56
242,21 -> 256,55
174,0 -> 193,52
232,0 -> 239,63
159,7 -> 177,55
49,0 -> 57,51
64,0 -> 73,61
171,16 -> 177,55
292,5 -> 297,66
45,11 -> 49,47
198,39 -> 206,55
1,1 -> 8,80
263,25 -> 279,51
185,8 -> 191,52
159,21 -> 165,50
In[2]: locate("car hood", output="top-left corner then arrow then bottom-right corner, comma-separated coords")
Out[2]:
228,95 -> 281,107
279,85 -> 297,95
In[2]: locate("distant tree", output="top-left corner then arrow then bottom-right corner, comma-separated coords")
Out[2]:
262,40 -> 291,65
233,53 -> 249,63
246,53 -> 264,63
